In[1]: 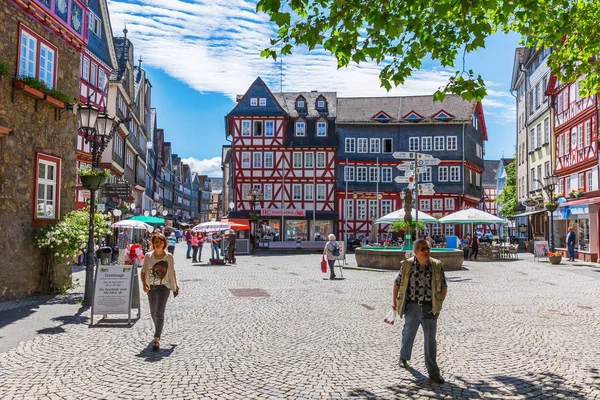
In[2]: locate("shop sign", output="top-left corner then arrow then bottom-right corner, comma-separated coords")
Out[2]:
261,209 -> 306,217
352,193 -> 383,200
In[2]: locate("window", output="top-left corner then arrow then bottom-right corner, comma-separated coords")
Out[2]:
253,121 -> 262,136
89,12 -> 102,38
444,198 -> 455,210
447,136 -> 457,150
112,134 -> 124,157
369,200 -> 378,220
297,100 -> 305,108
265,121 -> 274,136
370,138 -> 380,153
264,152 -> 274,168
544,117 -> 549,144
419,167 -> 431,182
530,168 -> 535,190
529,128 -> 535,150
420,199 -> 430,211
544,161 -> 550,178
535,82 -> 540,108
344,166 -> 355,182
432,199 -> 443,210
264,184 -> 272,200
381,167 -> 392,182
409,137 -> 419,151
305,184 -> 314,201
369,167 -> 379,182
357,138 -> 368,153
259,98 -> 266,106
126,149 -> 134,169
316,152 -> 326,168
383,138 -> 393,153
90,62 -> 97,87
450,166 -> 460,181
36,153 -> 60,219
558,91 -> 563,113
345,199 -> 354,219
357,199 -> 366,220
381,200 -> 392,216
98,69 -> 106,91
585,120 -> 591,147
586,170 -> 593,191
241,152 -> 250,168
421,137 -> 432,151
295,121 -> 305,136
571,127 -> 577,150
345,138 -> 355,153
434,136 -> 444,151
317,121 -> 327,136
19,30 -> 37,78
241,120 -> 251,136
438,166 -> 448,182
20,29 -> 58,89
558,133 -> 563,156
444,225 -> 455,236
292,184 -> 302,200
357,166 -> 367,182
293,152 -> 302,168
317,184 -> 326,200
578,124 -> 583,149
242,184 -> 251,197
542,75 -> 548,103
305,152 -> 314,168
578,172 -> 584,190
250,98 -> 257,106
317,100 -> 325,108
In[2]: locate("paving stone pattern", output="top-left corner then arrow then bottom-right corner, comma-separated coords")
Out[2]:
0,247 -> 599,399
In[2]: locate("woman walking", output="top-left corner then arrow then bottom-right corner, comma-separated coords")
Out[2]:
197,232 -> 205,263
191,232 -> 199,262
211,232 -> 221,260
323,234 -> 340,280
141,233 -> 179,351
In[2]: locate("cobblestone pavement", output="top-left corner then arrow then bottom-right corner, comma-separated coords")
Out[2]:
1,247 -> 600,399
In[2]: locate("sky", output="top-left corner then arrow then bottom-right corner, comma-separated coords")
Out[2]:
106,0 -> 521,177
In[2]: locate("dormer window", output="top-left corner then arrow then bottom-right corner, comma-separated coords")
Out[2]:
259,98 -> 266,106
250,98 -> 257,106
297,100 -> 305,108
295,120 -> 306,136
371,111 -> 392,123
316,118 -> 327,136
432,110 -> 455,121
317,100 -> 325,108
402,111 -> 424,122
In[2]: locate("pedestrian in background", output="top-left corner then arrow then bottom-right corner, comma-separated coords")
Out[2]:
211,232 -> 221,260
117,228 -> 129,264
191,231 -> 199,262
225,230 -> 237,263
566,226 -> 576,261
175,229 -> 182,243
323,234 -> 340,280
167,232 -> 176,254
197,232 -> 205,263
141,233 -> 179,351
460,236 -> 470,260
469,234 -> 479,261
185,229 -> 192,259
392,239 -> 447,384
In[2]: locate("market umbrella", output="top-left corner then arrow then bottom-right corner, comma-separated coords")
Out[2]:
111,219 -> 154,232
438,208 -> 508,225
375,208 -> 439,224
192,221 -> 231,232
228,222 -> 250,230
127,215 -> 165,225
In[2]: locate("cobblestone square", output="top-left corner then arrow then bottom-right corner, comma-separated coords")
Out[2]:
1,248 -> 599,399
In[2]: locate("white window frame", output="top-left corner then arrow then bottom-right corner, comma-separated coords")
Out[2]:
264,184 -> 273,200
381,200 -> 392,216
297,100 -> 305,108
19,30 -> 37,79
344,166 -> 355,181
450,166 -> 460,182
438,166 -> 448,182
36,155 -> 59,219
544,118 -> 550,144
447,136 -> 457,150
345,199 -> 354,219
259,98 -> 266,106
295,121 -> 306,136
304,184 -> 314,201
316,152 -> 326,168
265,120 -> 274,137
316,184 -> 326,201
434,136 -> 445,151
370,138 -> 380,153
293,152 -> 302,168
357,199 -> 367,220
250,98 -> 258,106
241,152 -> 251,168
421,137 -> 432,151
98,68 -> 106,91
39,43 -> 55,89
368,199 -> 378,220
242,184 -> 251,198
420,199 -> 430,211
585,120 -> 591,147
89,12 -> 102,38
304,152 -> 314,168
382,138 -> 393,153
316,120 -> 327,136
409,137 -> 419,151
345,138 -> 355,153
357,138 -> 368,153
369,167 -> 379,182
444,198 -> 455,210
432,199 -> 443,211
381,167 -> 392,182
241,120 -> 251,136
444,225 -> 455,236
357,166 -> 367,182
317,100 -> 325,108
253,152 -> 262,168
419,167 -> 431,182
292,184 -> 302,200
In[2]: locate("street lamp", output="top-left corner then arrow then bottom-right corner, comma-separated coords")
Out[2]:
246,187 -> 263,253
79,102 -> 122,306
542,173 -> 559,251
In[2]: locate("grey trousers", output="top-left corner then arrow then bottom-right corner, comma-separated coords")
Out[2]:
400,302 -> 440,376
147,285 -> 170,338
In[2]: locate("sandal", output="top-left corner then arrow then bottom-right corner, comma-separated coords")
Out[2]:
152,340 -> 160,351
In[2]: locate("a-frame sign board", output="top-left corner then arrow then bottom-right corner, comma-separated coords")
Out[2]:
90,261 -> 141,326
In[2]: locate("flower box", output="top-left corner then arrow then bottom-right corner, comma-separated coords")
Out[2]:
13,79 -> 45,100
545,203 -> 558,212
548,255 -> 562,265
80,175 -> 108,190
44,93 -> 65,109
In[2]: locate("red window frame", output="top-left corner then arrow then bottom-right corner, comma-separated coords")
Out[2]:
32,152 -> 62,225
17,24 -> 58,88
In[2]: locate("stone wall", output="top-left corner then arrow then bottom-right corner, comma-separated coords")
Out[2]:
0,0 -> 81,299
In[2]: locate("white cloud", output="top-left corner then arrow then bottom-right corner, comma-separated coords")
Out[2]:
181,157 -> 222,177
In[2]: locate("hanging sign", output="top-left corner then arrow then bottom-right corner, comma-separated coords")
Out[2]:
261,209 -> 306,217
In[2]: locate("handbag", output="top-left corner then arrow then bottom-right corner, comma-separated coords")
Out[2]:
321,256 -> 327,273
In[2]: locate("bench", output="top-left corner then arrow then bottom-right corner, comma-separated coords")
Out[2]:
301,241 -> 328,252
268,242 -> 298,252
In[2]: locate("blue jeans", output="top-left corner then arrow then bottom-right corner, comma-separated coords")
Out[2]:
186,244 -> 192,258
211,243 -> 220,259
568,244 -> 575,260
400,302 -> 440,376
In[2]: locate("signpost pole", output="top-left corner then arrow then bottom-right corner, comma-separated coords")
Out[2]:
415,151 -> 419,241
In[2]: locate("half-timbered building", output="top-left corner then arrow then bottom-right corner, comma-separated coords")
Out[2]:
226,78 -> 338,242
336,95 -> 487,241
547,74 -> 599,261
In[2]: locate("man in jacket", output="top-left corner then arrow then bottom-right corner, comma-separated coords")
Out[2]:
184,229 -> 193,259
392,239 -> 448,384
566,226 -> 576,261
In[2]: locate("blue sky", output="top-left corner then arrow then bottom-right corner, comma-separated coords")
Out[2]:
107,1 -> 520,176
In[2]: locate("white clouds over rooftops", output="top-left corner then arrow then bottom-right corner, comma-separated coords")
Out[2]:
107,0 -> 514,125
181,156 -> 222,177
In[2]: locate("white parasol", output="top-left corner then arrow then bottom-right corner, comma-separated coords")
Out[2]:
375,208 -> 439,224
111,219 -> 154,232
192,221 -> 231,232
438,208 -> 508,225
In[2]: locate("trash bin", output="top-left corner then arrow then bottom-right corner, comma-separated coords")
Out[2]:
97,246 -> 113,265
445,236 -> 459,249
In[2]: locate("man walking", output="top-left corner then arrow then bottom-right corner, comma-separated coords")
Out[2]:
117,228 -> 129,264
184,229 -> 193,259
225,230 -> 237,264
392,239 -> 448,384
566,226 -> 576,261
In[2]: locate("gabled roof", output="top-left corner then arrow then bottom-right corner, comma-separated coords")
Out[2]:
501,158 -> 515,167
227,77 -> 288,118
337,95 -> 478,124
483,160 -> 500,186
401,110 -> 424,121
432,110 -> 455,120
273,91 -> 337,118
371,110 -> 392,122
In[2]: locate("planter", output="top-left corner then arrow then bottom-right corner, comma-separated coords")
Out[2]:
13,79 -> 45,100
545,204 -> 558,212
44,94 -> 65,109
549,256 -> 562,265
80,175 -> 108,190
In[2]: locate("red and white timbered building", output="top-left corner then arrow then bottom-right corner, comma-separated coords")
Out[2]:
226,78 -> 338,241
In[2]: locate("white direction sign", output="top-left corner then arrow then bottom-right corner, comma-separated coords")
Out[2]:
420,158 -> 442,166
395,176 -> 411,183
404,171 -> 414,177
418,190 -> 436,195
392,152 -> 434,159
417,183 -> 434,189
396,163 -> 414,171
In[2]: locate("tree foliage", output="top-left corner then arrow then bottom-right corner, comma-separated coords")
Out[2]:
496,161 -> 516,218
257,0 -> 600,101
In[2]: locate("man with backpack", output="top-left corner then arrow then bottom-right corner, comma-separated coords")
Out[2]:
323,233 -> 341,280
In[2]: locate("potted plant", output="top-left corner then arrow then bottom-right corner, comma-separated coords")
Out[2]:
14,76 -> 47,99
544,201 -> 558,212
45,88 -> 71,109
568,189 -> 584,199
548,250 -> 563,265
77,167 -> 110,189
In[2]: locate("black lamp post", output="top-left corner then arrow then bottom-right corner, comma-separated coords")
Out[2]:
542,173 -> 559,252
246,187 -> 263,253
79,102 -> 121,306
